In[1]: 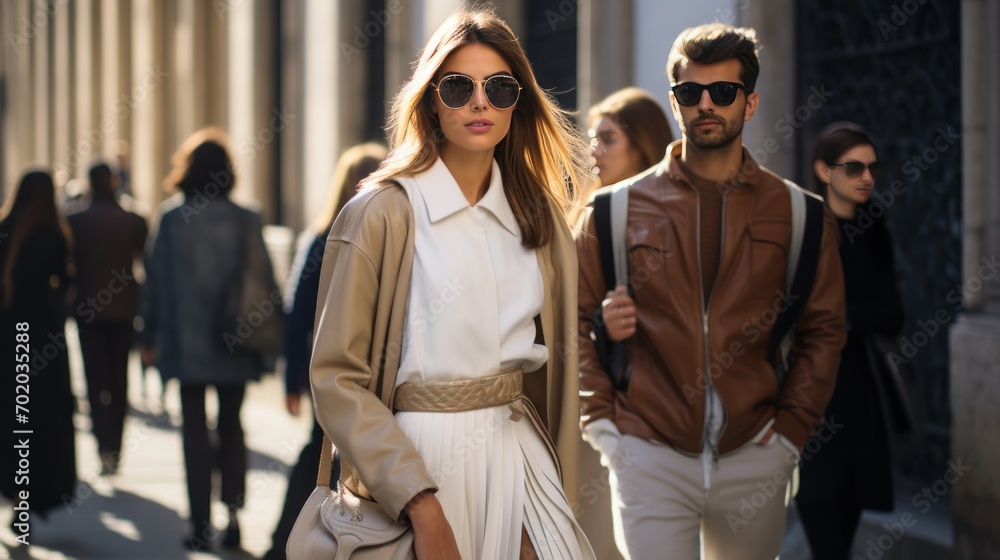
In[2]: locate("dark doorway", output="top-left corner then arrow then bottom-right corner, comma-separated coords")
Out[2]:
796,0 -> 961,487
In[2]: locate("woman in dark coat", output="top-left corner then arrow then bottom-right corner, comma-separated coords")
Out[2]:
138,128 -> 280,551
796,123 -> 905,559
1,170 -> 77,527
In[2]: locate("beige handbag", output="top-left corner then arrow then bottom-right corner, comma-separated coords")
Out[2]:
286,435 -> 415,560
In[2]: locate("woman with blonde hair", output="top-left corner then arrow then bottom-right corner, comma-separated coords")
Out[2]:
309,7 -> 594,559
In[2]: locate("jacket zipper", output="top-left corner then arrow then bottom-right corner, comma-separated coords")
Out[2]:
698,192 -> 729,471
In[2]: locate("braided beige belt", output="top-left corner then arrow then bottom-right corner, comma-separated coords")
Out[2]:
392,364 -> 529,421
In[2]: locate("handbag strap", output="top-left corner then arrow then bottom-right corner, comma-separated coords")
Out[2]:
318,434 -> 334,488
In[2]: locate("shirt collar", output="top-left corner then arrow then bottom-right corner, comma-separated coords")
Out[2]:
414,158 -> 518,236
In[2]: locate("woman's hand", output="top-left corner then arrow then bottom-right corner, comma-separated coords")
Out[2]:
285,393 -> 302,416
139,346 -> 157,368
405,490 -> 461,560
602,285 -> 637,342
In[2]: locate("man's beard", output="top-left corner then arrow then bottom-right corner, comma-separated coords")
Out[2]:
684,114 -> 744,150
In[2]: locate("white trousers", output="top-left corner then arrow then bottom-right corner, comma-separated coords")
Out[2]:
609,431 -> 799,560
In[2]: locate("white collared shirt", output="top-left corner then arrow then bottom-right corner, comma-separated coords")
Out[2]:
393,157 -> 548,385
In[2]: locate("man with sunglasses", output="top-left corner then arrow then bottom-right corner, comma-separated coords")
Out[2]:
576,23 -> 846,559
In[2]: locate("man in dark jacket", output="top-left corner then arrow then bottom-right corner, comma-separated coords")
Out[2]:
576,23 -> 847,559
68,161 -> 148,475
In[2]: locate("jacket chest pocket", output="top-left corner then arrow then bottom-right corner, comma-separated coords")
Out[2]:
747,220 -> 790,298
627,222 -> 672,297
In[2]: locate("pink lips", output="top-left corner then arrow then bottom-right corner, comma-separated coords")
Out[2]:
465,119 -> 494,133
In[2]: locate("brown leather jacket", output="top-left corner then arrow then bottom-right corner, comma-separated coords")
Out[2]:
576,141 -> 846,454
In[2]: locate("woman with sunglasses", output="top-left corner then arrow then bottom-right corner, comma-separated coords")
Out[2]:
796,122 -> 905,560
308,8 -> 594,560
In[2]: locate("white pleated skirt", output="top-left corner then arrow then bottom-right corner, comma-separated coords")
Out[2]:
395,405 -> 595,560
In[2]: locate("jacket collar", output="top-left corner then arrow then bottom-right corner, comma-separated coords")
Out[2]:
413,157 -> 518,236
659,139 -> 766,191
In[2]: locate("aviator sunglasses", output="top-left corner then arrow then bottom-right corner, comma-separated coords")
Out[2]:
671,81 -> 747,107
829,161 -> 883,178
432,74 -> 522,110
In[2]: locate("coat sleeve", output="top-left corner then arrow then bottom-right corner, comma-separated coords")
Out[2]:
309,205 -> 437,522
774,207 -> 847,449
574,206 -> 618,428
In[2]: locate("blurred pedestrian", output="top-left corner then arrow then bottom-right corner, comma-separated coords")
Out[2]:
308,8 -> 594,559
796,123 -> 904,560
67,161 -> 148,476
576,23 -> 846,559
137,128 -> 280,551
588,87 -> 673,188
0,169 -> 77,526
263,142 -> 386,560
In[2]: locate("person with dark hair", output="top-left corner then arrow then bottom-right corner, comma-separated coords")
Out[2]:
796,122 -> 904,560
137,128 -> 280,551
0,169 -> 77,528
67,160 -> 148,476
263,142 -> 386,560
308,7 -> 595,559
588,87 -> 674,189
576,23 -> 847,559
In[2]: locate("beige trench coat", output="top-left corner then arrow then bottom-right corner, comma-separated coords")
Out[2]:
309,182 -> 581,522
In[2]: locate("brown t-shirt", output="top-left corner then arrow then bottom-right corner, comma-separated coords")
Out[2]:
676,160 -> 723,307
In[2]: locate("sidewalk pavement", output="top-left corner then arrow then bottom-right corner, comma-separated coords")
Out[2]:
1,322 -> 313,560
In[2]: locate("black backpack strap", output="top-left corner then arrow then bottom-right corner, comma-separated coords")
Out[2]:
768,190 -> 825,378
592,191 -> 616,294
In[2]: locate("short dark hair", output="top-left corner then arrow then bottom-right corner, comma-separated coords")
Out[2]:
164,128 -> 237,197
88,160 -> 115,198
667,23 -> 761,93
810,122 -> 877,195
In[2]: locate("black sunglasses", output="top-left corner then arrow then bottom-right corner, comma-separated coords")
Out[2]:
830,161 -> 883,179
671,81 -> 747,107
432,74 -> 522,110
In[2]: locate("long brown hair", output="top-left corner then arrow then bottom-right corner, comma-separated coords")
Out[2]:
361,7 -> 592,248
588,87 -> 674,168
312,143 -> 388,235
1,170 -> 72,308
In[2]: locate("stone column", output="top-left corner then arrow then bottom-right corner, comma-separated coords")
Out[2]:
577,0 -> 633,127
52,0 -> 72,184
737,0 -> 796,179
279,0 -> 304,230
950,1 -> 1000,558
129,0 -> 169,208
